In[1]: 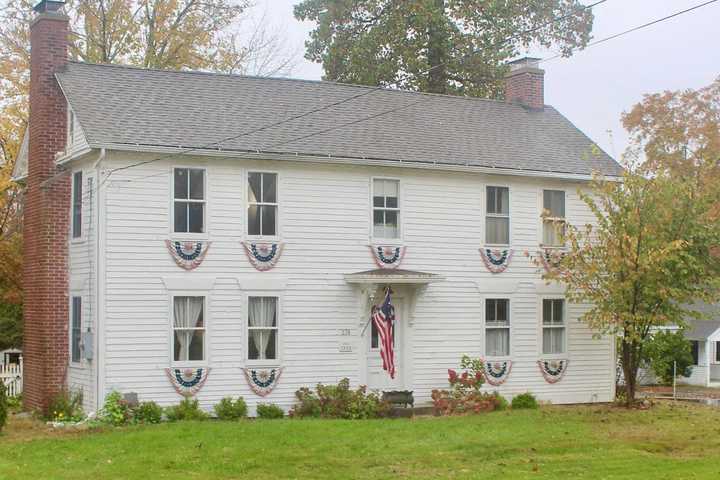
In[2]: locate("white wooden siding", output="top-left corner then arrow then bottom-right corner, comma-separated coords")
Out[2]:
96,151 -> 615,412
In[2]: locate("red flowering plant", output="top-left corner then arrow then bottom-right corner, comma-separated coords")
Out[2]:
432,355 -> 504,415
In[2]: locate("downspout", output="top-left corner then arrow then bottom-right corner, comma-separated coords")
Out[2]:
93,148 -> 105,411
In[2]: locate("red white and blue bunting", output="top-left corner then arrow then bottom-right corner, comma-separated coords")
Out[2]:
243,242 -> 283,271
538,249 -> 565,273
242,367 -> 284,397
166,240 -> 211,271
165,367 -> 211,397
482,359 -> 512,386
480,248 -> 514,274
537,359 -> 569,384
370,245 -> 406,269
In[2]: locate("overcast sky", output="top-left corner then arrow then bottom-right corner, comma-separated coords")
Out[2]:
254,0 -> 720,160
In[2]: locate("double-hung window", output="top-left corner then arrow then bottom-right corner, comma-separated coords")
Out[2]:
691,341 -> 700,366
486,186 -> 509,245
542,190 -> 565,246
248,296 -> 278,361
542,299 -> 565,355
173,296 -> 205,362
173,168 -> 205,233
72,171 -> 82,238
70,296 -> 82,362
248,172 -> 278,236
373,179 -> 400,239
486,299 -> 510,357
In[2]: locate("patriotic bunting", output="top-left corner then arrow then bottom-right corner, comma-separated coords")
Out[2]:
372,287 -> 396,379
370,245 -> 406,269
165,367 -> 210,397
538,249 -> 565,273
537,359 -> 569,384
480,248 -> 514,274
166,240 -> 211,270
243,242 -> 283,271
242,367 -> 284,397
482,360 -> 512,386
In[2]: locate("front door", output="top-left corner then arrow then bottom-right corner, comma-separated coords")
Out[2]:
366,299 -> 403,391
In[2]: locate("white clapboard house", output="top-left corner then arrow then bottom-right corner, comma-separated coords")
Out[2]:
16,3 -> 623,414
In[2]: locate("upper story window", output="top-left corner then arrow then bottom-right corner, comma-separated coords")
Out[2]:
248,172 -> 277,236
542,190 -> 565,246
542,299 -> 565,355
248,296 -> 278,361
72,171 -> 82,238
486,298 -> 510,357
173,168 -> 205,233
173,296 -> 205,362
373,179 -> 400,239
486,186 -> 509,245
70,296 -> 82,363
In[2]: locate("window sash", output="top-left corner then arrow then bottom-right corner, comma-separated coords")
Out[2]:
543,190 -> 565,218
542,327 -> 565,355
71,296 -> 81,362
248,296 -> 279,361
172,296 -> 205,362
72,171 -> 82,238
372,179 -> 400,239
248,172 -> 278,236
542,299 -> 565,354
173,168 -> 205,233
486,327 -> 510,357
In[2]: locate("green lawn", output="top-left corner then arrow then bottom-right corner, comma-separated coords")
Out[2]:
2,403 -> 720,479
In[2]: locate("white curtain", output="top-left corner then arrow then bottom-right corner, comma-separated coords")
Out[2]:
543,328 -> 565,355
174,297 -> 203,361
486,217 -> 509,244
249,297 -> 277,360
486,328 -> 510,357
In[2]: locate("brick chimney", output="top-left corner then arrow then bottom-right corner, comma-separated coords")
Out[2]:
23,0 -> 70,412
504,57 -> 545,110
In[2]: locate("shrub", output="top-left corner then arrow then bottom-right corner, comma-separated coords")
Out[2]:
511,392 -> 538,410
100,391 -> 133,426
0,384 -> 7,433
289,378 -> 390,419
256,403 -> 284,419
214,397 -> 248,420
46,389 -> 84,423
643,330 -> 694,385
432,355 -> 505,415
492,392 -> 509,411
134,401 -> 163,424
7,394 -> 22,412
165,398 -> 208,421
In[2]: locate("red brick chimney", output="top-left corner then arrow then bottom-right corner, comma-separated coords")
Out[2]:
504,57 -> 545,110
23,0 -> 70,412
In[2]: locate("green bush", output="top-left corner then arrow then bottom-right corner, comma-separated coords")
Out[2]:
46,389 -> 84,422
214,397 -> 248,420
256,403 -> 284,419
643,330 -> 694,385
134,401 -> 163,424
289,378 -> 390,419
165,398 -> 208,421
100,391 -> 133,426
0,384 -> 7,433
511,392 -> 538,410
7,394 -> 21,412
492,392 -> 509,411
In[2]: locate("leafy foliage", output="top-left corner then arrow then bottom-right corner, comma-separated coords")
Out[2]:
165,398 -> 208,422
214,396 -> 248,420
432,355 -> 505,415
99,391 -> 133,426
643,330 -> 694,385
290,378 -> 390,419
0,383 -> 7,433
134,401 -> 163,424
511,392 -> 538,410
294,0 -> 595,97
256,403 -> 284,419
46,389 -> 85,423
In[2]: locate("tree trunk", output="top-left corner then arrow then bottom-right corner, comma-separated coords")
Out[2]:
426,0 -> 447,94
621,339 -> 639,407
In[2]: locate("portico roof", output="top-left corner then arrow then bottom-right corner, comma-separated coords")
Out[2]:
344,268 -> 444,285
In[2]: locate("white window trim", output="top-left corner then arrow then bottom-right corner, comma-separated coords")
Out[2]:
67,107 -> 75,148
169,292 -> 210,367
539,296 -> 568,358
483,297 -> 512,359
484,184 -> 512,247
539,188 -> 567,248
246,170 -> 280,241
170,166 -> 208,239
370,176 -> 402,242
69,294 -> 82,366
245,292 -> 282,366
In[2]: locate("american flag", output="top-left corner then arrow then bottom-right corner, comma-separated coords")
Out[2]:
372,287 -> 396,379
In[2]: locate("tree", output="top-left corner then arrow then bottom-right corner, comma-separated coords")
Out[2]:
294,0 -> 596,97
544,167 -> 720,406
643,330 -> 693,386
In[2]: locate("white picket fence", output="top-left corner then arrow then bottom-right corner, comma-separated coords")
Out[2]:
1,357 -> 23,397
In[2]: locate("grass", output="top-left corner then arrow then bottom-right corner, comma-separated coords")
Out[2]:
1,403 -> 720,479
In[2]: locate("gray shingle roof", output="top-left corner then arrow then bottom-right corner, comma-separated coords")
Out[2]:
56,61 -> 622,177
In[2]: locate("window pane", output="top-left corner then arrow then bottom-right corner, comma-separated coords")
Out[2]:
553,300 -> 564,324
691,341 -> 699,365
486,328 -> 509,356
72,172 -> 82,238
174,169 -> 188,199
543,221 -> 558,245
248,204 -> 260,235
543,328 -> 564,354
262,173 -> 277,203
487,186 -> 508,215
247,329 -> 277,360
188,203 -> 204,233
486,299 -> 496,322
543,190 -> 565,218
486,187 -> 496,214
261,205 -> 277,236
543,299 -> 552,325
496,299 -> 508,324
373,179 -> 384,198
248,172 -> 261,203
486,217 -> 509,244
385,210 -> 398,234
373,196 -> 385,208
383,180 -> 398,197
174,202 -> 188,232
188,330 -> 204,361
371,321 -> 379,349
71,297 -> 81,362
716,342 -> 720,362
189,169 -> 204,200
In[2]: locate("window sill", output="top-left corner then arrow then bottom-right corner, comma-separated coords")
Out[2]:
170,233 -> 209,242
245,360 -> 281,368
245,236 -> 281,243
170,361 -> 208,369
484,244 -> 511,249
